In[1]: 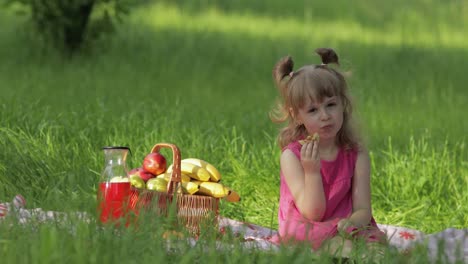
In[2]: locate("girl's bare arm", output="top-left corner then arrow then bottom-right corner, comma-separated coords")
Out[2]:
281,148 -> 326,221
339,148 -> 372,230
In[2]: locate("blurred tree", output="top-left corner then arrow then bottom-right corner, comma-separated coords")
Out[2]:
3,0 -> 135,53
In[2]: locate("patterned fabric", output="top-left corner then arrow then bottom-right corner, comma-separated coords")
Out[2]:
270,141 -> 385,249
0,195 -> 466,262
218,217 -> 467,263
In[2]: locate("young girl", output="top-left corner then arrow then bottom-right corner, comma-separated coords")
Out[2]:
269,48 -> 386,254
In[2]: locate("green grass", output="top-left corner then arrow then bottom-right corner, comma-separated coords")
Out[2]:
0,0 -> 467,263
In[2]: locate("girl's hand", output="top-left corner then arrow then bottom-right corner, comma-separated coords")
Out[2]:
337,218 -> 354,233
300,140 -> 320,175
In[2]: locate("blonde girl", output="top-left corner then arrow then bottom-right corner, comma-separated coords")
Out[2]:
269,48 -> 386,255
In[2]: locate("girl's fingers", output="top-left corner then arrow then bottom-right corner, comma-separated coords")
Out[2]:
301,141 -> 320,160
312,141 -> 319,160
305,142 -> 314,157
300,142 -> 313,158
301,141 -> 321,173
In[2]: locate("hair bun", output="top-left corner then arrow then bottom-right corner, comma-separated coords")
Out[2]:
315,48 -> 339,65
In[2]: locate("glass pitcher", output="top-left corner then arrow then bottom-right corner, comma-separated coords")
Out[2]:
97,146 -> 131,224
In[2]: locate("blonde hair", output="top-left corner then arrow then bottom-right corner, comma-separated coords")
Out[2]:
270,48 -> 359,149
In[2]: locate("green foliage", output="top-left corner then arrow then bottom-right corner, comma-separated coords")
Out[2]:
0,0 -> 467,262
1,0 -> 467,232
3,0 -> 135,53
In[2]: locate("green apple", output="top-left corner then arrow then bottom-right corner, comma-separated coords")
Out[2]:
146,178 -> 168,192
129,174 -> 145,189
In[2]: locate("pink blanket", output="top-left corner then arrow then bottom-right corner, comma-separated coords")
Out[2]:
1,194 -> 466,263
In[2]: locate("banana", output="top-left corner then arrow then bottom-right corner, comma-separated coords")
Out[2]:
157,172 -> 191,183
224,188 -> 241,203
167,162 -> 211,182
181,158 -> 222,182
192,181 -> 229,198
181,182 -> 199,195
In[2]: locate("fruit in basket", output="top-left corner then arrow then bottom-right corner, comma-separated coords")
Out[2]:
192,181 -> 229,198
157,172 -> 191,183
224,188 -> 241,202
167,162 -> 211,182
128,167 -> 154,182
181,182 -> 199,195
180,162 -> 211,181
143,153 -> 167,175
146,177 -> 168,192
129,174 -> 146,189
182,158 -> 222,182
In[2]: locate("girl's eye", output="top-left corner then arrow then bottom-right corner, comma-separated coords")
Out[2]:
327,103 -> 336,107
309,108 -> 317,113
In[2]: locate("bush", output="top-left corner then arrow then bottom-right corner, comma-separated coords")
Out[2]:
3,0 -> 135,53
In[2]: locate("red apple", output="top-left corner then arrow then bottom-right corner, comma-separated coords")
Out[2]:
128,167 -> 154,182
143,152 -> 167,176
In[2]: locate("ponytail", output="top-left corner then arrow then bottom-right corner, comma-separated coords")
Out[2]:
315,48 -> 339,66
272,56 -> 294,87
270,56 -> 298,148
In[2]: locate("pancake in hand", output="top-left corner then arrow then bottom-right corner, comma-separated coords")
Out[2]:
299,133 -> 319,145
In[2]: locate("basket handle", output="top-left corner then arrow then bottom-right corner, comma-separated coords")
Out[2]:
150,143 -> 181,195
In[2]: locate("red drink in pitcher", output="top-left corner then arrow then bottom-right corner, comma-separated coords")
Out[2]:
97,146 -> 135,225
98,181 -> 131,224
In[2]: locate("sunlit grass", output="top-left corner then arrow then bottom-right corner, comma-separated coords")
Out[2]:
371,135 -> 467,229
135,3 -> 467,49
0,0 -> 467,262
1,0 -> 466,230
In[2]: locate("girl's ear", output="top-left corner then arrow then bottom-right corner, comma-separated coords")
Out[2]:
290,108 -> 302,125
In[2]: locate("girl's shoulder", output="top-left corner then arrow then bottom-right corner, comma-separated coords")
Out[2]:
282,140 -> 301,152
350,143 -> 368,156
341,144 -> 367,164
281,140 -> 302,157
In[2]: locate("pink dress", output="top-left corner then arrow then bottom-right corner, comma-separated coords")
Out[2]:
270,141 -> 386,250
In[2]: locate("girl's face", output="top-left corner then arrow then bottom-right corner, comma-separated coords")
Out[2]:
296,96 -> 344,142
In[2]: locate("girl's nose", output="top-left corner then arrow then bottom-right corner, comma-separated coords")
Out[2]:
320,108 -> 330,120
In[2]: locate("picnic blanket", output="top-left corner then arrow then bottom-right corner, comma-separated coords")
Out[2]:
1,194 -> 467,263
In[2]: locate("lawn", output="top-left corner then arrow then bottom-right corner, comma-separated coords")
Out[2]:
0,0 -> 466,262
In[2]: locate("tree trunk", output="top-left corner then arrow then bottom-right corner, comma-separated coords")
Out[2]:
63,1 -> 95,51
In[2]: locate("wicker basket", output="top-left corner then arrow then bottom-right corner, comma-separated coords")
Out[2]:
129,143 -> 219,235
